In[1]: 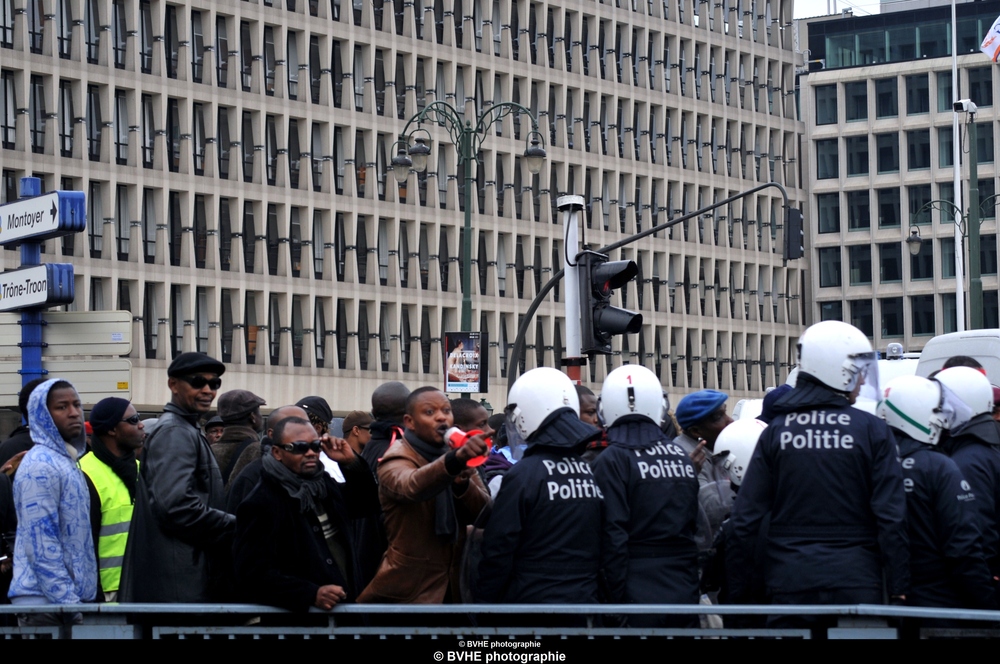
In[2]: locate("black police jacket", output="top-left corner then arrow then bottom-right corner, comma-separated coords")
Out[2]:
897,433 -> 996,609
729,377 -> 910,597
591,417 -> 700,606
941,414 -> 1000,575
476,409 -> 604,604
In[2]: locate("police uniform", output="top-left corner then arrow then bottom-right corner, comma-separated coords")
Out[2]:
729,376 -> 909,615
591,417 -> 700,626
476,409 -> 603,604
941,413 -> 1000,577
897,432 -> 995,610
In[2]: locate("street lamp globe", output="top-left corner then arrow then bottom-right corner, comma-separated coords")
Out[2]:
523,133 -> 546,175
906,227 -> 924,256
408,136 -> 431,173
391,147 -> 412,184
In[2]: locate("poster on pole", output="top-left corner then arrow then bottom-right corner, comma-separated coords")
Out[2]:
444,331 -> 488,393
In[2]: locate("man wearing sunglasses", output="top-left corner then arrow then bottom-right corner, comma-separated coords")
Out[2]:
233,416 -> 378,611
80,397 -> 145,601
120,352 -> 235,603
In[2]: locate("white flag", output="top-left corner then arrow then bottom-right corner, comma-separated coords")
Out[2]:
981,14 -> 1000,61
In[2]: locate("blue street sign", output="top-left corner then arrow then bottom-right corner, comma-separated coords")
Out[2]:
0,264 -> 75,312
0,191 -> 87,246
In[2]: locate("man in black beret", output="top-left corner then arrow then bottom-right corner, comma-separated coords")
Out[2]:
120,352 -> 235,603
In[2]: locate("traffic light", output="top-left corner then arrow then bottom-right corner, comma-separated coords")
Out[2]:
783,207 -> 804,261
577,250 -> 642,355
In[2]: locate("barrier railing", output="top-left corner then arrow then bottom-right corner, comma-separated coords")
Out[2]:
1,603 -> 999,640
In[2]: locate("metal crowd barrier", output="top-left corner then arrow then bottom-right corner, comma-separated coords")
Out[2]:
1,603 -> 999,640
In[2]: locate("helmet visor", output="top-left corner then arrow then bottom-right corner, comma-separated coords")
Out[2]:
504,407 -> 529,460
934,379 -> 976,431
851,352 -> 880,402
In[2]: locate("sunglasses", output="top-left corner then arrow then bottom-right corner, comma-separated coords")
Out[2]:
179,375 -> 222,390
120,414 -> 141,426
277,440 -> 323,454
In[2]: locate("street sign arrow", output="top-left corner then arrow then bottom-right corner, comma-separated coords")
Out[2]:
0,191 -> 86,246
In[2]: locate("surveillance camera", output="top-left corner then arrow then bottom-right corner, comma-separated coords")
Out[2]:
954,99 -> 978,114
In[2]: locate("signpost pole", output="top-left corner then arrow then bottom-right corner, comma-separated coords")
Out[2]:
17,177 -> 45,388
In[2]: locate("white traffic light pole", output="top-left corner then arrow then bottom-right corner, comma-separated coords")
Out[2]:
559,195 -> 585,383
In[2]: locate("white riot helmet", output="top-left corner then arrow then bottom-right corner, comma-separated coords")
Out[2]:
599,365 -> 665,428
796,320 -> 878,399
877,376 -> 952,445
713,419 -> 767,486
935,366 -> 993,419
506,367 -> 579,439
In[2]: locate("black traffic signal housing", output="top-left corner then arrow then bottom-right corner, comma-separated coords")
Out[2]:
783,207 -> 804,261
577,250 -> 643,355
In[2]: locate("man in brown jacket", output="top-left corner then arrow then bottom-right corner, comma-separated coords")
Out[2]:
358,387 -> 490,603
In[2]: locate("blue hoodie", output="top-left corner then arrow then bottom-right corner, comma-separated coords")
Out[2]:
9,379 -> 97,605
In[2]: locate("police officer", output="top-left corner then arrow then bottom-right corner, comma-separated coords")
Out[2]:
591,365 -> 700,627
476,367 -> 604,604
877,375 -> 995,611
935,366 -> 1000,578
729,320 -> 909,628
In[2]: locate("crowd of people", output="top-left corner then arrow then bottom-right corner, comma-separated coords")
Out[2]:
1,319 -> 1000,634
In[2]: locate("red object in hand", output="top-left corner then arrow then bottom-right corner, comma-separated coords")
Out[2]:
444,427 -> 492,467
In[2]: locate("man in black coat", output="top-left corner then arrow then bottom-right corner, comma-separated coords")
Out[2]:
233,416 -> 379,611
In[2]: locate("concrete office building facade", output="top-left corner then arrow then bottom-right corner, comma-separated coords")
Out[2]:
802,0 -> 1000,352
0,0 -> 804,412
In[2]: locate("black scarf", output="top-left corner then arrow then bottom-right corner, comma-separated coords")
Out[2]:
607,415 -> 667,451
261,453 -> 329,514
89,435 -> 139,502
403,429 -> 459,541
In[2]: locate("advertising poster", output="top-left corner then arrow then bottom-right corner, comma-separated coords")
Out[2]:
444,331 -> 488,393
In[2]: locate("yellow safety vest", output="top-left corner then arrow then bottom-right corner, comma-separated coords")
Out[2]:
79,452 -> 137,593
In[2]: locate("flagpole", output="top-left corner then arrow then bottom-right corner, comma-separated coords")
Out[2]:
954,0 -> 966,332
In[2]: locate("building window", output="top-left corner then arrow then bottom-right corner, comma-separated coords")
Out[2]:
245,292 -> 258,364
911,295 -> 935,335
140,0 -> 152,74
85,0 -> 100,63
937,71 -> 954,112
978,123 -> 995,164
218,108 -> 231,179
881,297 -> 904,337
851,299 -> 874,337
88,181 -> 103,258
911,242 -> 933,280
876,133 -> 899,173
907,129 -> 930,170
2,0 -> 14,48
29,74 -> 45,154
143,282 -> 158,358
219,198 -> 232,271
982,234 -> 998,275
816,139 -> 838,180
290,208 -> 302,277
879,242 -> 902,282
266,203 -> 280,276
876,78 -> 897,118
57,0 -> 73,58
314,298 -> 326,369
268,294 -> 281,366
0,70 -> 12,149
969,67 -> 993,108
846,135 -> 869,176
820,301 -> 843,321
815,84 -> 837,125
817,193 -> 840,234
195,287 -> 208,353
264,26 -> 276,96
845,81 -> 867,122
878,188 -> 900,227
905,74 -> 929,115
168,191 -> 182,267
220,290 -> 233,362
216,16 -> 229,88
114,90 -> 127,165
939,127 -> 954,168
112,0 -> 126,69
142,188 -> 156,263
240,21 -> 253,92
818,247 -> 841,287
192,103 -> 206,175
847,190 -> 870,230
115,184 -> 128,260
941,237 -> 956,278
243,202 -> 256,273
909,185 -> 932,225
242,110 -> 254,183
849,245 -> 872,285
28,0 -> 42,54
193,194 -> 207,268
983,179 -> 997,219
312,210 -> 324,279
141,94 -> 154,168
165,5 -> 179,78
167,98 -> 180,173
86,85 -> 102,162
191,10 -> 204,83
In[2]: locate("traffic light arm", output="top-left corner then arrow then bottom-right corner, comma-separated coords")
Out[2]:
507,181 -> 795,395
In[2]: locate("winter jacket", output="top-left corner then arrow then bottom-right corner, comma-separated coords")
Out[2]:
211,424 -> 260,486
897,432 -> 996,609
9,379 -> 97,605
119,402 -> 235,603
233,457 -> 379,611
591,418 -> 700,616
941,414 -> 1000,575
476,409 -> 604,604
729,376 -> 910,598
357,433 -> 490,603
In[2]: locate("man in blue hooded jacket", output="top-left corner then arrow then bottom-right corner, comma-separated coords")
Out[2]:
476,367 -> 604,605
9,378 -> 97,628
